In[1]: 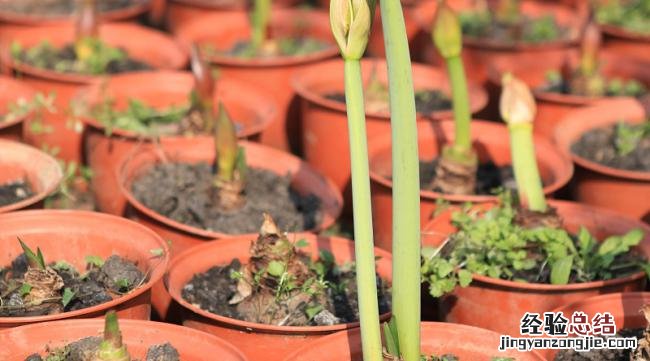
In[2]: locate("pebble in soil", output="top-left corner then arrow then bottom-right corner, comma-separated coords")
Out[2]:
0,179 -> 33,207
131,162 -> 322,234
554,328 -> 643,360
0,254 -> 145,317
324,89 -> 452,115
0,0 -> 146,16
572,123 -> 650,172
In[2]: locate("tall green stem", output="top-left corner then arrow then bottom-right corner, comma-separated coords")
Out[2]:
345,59 -> 383,361
509,123 -> 547,212
380,1 -> 421,360
447,56 -> 471,152
251,0 -> 271,52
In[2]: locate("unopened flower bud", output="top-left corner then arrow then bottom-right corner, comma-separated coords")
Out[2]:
330,0 -> 375,60
432,1 -> 462,59
500,73 -> 536,125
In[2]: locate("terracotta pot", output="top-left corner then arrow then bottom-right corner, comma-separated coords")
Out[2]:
421,200 -> 650,337
165,0 -> 301,32
117,140 -> 342,319
79,71 -> 276,216
0,139 -> 63,214
174,9 -> 339,153
1,23 -> 188,164
0,75 -> 36,141
294,58 -> 487,213
0,210 -> 170,330
488,50 -> 650,140
368,120 -> 574,251
167,233 -> 392,361
601,24 -> 650,63
554,98 -> 650,223
413,0 -> 585,85
0,318 -> 248,361
282,322 -> 545,361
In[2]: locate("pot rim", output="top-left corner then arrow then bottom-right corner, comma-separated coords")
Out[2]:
2,23 -> 188,85
423,199 -> 650,292
0,0 -> 151,25
368,119 -> 574,202
174,9 -> 340,68
0,140 -> 64,214
76,71 -> 275,140
166,233 -> 392,334
117,140 -> 343,239
292,58 -> 488,120
551,291 -> 650,314
600,24 -> 650,43
0,209 -> 170,324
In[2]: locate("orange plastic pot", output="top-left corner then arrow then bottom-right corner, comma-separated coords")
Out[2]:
294,58 -> 487,211
165,0 -> 300,32
0,139 -> 63,214
174,9 -> 339,153
488,50 -> 650,141
368,120 -> 573,251
0,318 -> 248,361
79,71 -> 276,216
0,210 -> 170,330
0,75 -> 36,141
283,322 -> 545,361
413,0 -> 585,85
2,23 -> 188,164
167,233 -> 392,361
421,200 -> 650,337
601,24 -> 650,63
554,98 -> 650,223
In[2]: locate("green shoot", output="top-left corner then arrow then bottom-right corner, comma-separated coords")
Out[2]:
214,102 -> 246,210
380,0 -> 421,359
190,44 -> 216,134
330,0 -> 382,360
579,19 -> 601,78
500,73 -> 546,212
74,0 -> 99,63
251,0 -> 272,52
18,237 -> 46,270
98,311 -> 131,361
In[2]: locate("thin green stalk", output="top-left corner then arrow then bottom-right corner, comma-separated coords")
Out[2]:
345,59 -> 383,361
509,123 -> 547,212
380,0 -> 421,360
447,56 -> 471,152
251,0 -> 271,52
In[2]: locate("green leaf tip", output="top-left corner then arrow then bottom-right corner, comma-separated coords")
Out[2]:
215,102 -> 240,182
432,0 -> 462,59
18,237 -> 45,269
330,0 -> 375,60
98,311 -> 130,361
500,73 -> 536,126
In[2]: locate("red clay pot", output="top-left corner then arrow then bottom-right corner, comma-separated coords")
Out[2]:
0,140 -> 63,214
1,23 -> 188,164
554,98 -> 650,223
282,322 -> 545,361
368,120 -> 573,251
79,71 -> 276,216
165,0 -> 301,32
0,318 -> 248,361
174,9 -> 339,153
413,0 -> 585,85
601,24 -> 650,63
294,58 -> 487,213
488,50 -> 650,141
0,76 -> 36,141
0,210 -> 170,330
167,233 -> 392,361
421,200 -> 650,337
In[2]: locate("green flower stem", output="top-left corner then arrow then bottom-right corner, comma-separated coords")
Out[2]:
508,122 -> 547,212
446,55 -> 472,153
344,59 -> 383,361
380,0 -> 421,360
251,0 -> 271,52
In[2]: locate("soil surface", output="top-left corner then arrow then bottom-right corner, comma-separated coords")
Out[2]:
419,159 -> 516,195
324,89 -> 452,115
0,0 -> 146,16
541,77 -> 648,99
25,339 -> 180,361
572,123 -> 650,172
554,328 -> 643,360
182,257 -> 391,327
131,162 -> 322,234
203,37 -> 331,59
0,254 -> 145,317
460,12 -> 568,44
0,179 -> 33,207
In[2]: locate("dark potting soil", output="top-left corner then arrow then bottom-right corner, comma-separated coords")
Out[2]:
0,179 -> 33,207
0,0 -> 146,16
25,339 -> 180,361
540,77 -> 648,99
182,258 -> 391,327
131,162 -> 322,234
460,12 -> 568,44
554,328 -> 643,360
324,89 -> 453,115
0,254 -> 145,317
15,44 -> 151,75
571,123 -> 650,172
419,159 -> 516,195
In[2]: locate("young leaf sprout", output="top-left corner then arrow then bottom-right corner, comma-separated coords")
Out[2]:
190,44 -> 217,133
97,311 -> 131,361
214,102 -> 246,210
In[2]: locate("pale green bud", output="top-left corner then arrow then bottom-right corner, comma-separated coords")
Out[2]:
330,0 -> 375,60
500,73 -> 537,125
432,1 -> 462,59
